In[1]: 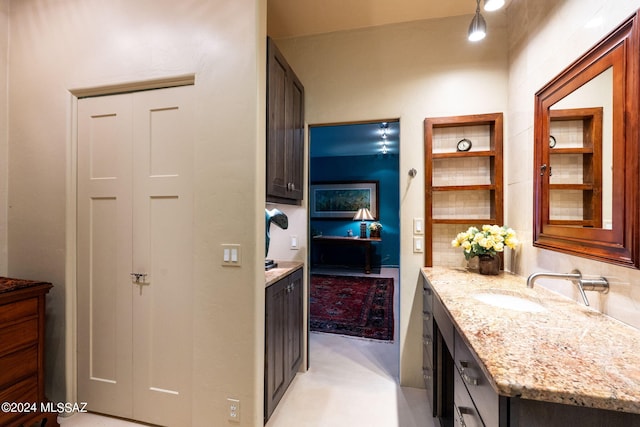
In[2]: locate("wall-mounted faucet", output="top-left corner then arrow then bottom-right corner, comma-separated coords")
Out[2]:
526,269 -> 609,306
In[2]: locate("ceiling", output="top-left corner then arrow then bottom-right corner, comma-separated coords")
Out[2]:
310,121 -> 400,158
267,0 -> 481,39
269,0 -> 507,158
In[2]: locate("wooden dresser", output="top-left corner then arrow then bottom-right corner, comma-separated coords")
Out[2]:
0,277 -> 58,427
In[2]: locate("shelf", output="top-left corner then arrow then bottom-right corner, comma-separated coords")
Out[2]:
432,150 -> 495,159
432,184 -> 496,192
432,218 -> 497,225
424,112 -> 503,268
549,184 -> 595,190
550,148 -> 594,155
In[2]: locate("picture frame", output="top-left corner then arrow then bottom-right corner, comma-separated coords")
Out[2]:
310,181 -> 379,219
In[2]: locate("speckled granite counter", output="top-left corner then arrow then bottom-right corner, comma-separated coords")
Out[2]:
421,266 -> 640,415
265,261 -> 303,288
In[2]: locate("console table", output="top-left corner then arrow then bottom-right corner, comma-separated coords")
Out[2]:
312,236 -> 382,273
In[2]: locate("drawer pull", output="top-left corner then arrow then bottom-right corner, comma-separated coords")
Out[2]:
422,335 -> 432,346
422,312 -> 431,321
454,404 -> 467,427
423,288 -> 432,296
459,361 -> 478,386
130,273 -> 148,283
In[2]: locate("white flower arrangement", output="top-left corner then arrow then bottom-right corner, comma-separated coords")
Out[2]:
451,225 -> 519,260
368,222 -> 383,231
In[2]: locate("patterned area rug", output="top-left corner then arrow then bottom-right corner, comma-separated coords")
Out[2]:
310,274 -> 394,341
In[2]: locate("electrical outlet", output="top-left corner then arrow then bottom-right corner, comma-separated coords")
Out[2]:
227,398 -> 240,422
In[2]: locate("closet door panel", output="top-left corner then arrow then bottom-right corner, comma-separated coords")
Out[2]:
77,94 -> 134,417
131,86 -> 194,426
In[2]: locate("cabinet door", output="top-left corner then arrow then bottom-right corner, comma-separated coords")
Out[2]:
265,278 -> 287,420
266,38 -> 304,203
267,39 -> 289,200
286,269 -> 303,379
286,75 -> 304,201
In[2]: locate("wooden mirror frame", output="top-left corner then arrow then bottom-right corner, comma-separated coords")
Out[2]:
533,10 -> 640,268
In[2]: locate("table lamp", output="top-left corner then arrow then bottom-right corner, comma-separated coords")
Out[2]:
353,208 -> 374,238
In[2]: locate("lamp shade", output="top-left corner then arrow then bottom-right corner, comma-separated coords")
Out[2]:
353,208 -> 374,221
468,11 -> 487,41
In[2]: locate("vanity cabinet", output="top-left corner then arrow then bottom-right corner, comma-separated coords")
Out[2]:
424,273 -> 640,427
264,267 -> 303,422
0,277 -> 58,427
423,113 -> 503,267
422,279 -> 435,413
266,37 -> 305,205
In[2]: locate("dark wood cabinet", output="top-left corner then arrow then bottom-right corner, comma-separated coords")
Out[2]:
0,277 -> 58,427
267,37 -> 305,205
264,267 -> 303,422
424,275 -> 640,427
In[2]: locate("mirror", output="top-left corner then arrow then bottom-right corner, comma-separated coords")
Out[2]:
534,11 -> 640,268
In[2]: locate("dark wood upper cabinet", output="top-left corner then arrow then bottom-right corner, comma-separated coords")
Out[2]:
533,10 -> 640,268
267,37 -> 305,205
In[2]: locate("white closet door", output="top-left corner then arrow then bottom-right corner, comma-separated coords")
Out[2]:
77,85 -> 194,426
131,86 -> 194,426
77,93 -> 134,417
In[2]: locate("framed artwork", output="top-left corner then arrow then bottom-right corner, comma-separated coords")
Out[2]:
310,181 -> 379,219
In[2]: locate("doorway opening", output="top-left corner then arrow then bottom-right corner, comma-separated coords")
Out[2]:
307,119 -> 401,377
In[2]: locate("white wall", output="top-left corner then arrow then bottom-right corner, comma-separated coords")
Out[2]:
507,0 -> 640,329
276,13 -> 509,388
0,0 -> 8,276
6,1 -> 266,425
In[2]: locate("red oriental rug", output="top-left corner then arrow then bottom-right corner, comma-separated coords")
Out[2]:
310,274 -> 394,341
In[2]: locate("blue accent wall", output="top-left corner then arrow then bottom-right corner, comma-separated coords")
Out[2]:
310,153 -> 400,268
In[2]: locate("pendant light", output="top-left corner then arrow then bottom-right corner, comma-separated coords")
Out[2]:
468,0 -> 487,42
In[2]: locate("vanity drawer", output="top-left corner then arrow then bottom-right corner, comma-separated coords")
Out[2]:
454,367 -> 484,427
423,340 -> 433,373
454,330 -> 499,427
423,278 -> 433,311
433,293 -> 454,354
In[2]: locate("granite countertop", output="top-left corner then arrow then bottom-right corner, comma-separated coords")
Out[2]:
265,261 -> 303,288
421,266 -> 640,415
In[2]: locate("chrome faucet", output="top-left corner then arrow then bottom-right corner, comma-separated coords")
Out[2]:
526,269 -> 609,306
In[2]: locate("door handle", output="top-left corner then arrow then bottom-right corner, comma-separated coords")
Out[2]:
130,273 -> 148,283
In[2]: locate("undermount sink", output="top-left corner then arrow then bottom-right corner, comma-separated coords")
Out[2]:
472,290 -> 547,313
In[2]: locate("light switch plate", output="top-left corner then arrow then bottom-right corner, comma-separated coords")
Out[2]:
413,237 -> 424,253
413,218 -> 424,235
221,244 -> 241,267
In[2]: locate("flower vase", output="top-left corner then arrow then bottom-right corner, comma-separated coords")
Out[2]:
478,254 -> 500,275
370,229 -> 380,238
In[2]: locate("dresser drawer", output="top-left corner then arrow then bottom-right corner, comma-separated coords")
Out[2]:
0,375 -> 39,425
0,297 -> 38,324
0,318 -> 38,357
454,330 -> 499,427
0,345 -> 38,388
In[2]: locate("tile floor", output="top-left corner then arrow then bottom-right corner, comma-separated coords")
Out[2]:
58,268 -> 436,426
